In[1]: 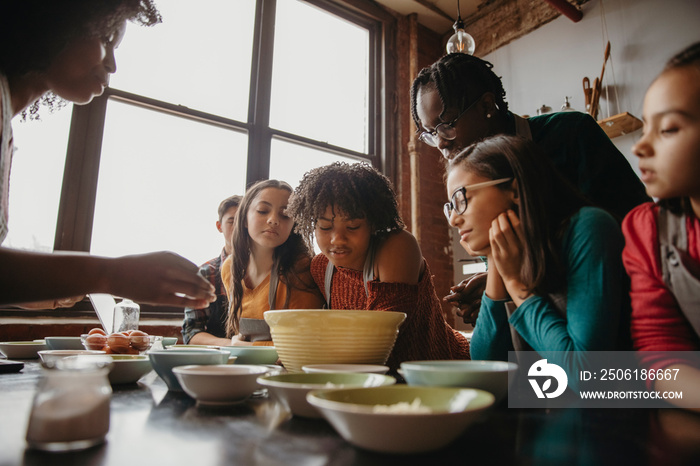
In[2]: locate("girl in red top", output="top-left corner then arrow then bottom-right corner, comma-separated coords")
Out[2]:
287,162 -> 469,372
622,41 -> 700,411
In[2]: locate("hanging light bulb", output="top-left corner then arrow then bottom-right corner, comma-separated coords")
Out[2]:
446,0 -> 475,55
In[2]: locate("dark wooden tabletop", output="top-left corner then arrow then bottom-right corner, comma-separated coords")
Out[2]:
1,360 -> 699,466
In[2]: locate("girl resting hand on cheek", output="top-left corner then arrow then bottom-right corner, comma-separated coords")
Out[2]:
445,135 -> 631,382
287,162 -> 470,373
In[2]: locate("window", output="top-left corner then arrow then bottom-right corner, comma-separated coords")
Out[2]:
8,0 -> 393,269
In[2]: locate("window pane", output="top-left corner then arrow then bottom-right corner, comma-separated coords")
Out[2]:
5,106 -> 73,251
269,138 -> 359,190
270,0 -> 369,153
109,0 -> 255,122
91,100 -> 247,266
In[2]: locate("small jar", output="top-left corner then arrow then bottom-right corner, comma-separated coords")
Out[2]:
25,356 -> 113,452
113,298 -> 140,333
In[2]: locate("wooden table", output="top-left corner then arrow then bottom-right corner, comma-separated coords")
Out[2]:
1,360 -> 699,466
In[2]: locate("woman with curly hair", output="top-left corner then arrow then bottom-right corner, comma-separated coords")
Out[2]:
287,162 -> 470,372
0,1 -> 216,309
218,180 -> 324,346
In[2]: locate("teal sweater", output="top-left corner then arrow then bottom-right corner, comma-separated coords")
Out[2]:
470,207 -> 629,378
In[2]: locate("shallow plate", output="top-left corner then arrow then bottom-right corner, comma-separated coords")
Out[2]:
0,341 -> 48,359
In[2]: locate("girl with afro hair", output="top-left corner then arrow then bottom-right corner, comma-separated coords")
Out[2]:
287,162 -> 470,372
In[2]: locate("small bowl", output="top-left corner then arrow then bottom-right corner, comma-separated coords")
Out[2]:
173,364 -> 272,405
302,364 -> 389,375
162,337 -> 178,347
44,336 -> 84,350
0,341 -> 48,359
105,354 -> 153,384
256,372 -> 396,418
148,349 -> 230,391
307,385 -> 495,454
218,346 -> 279,365
38,350 -> 106,365
400,360 -> 518,401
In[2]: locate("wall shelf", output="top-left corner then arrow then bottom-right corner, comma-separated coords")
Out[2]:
598,112 -> 643,138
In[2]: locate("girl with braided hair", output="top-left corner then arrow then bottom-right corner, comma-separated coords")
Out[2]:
0,1 -> 217,309
411,53 -> 650,326
287,162 -> 470,372
219,180 -> 324,346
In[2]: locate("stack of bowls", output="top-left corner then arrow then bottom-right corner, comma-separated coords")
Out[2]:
148,349 -> 230,391
264,310 -> 406,372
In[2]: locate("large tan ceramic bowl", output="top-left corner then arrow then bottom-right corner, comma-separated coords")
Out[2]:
264,310 -> 406,373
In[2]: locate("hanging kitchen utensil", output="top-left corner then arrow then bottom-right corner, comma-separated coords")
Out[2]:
582,77 -> 592,112
589,41 -> 611,120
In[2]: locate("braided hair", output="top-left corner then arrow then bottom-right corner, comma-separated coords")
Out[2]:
287,162 -> 406,253
410,53 -> 509,131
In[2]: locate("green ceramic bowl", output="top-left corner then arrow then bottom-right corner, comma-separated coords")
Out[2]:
307,385 -> 495,454
148,349 -> 230,391
217,346 -> 279,365
45,336 -> 84,350
256,372 -> 396,418
400,360 -> 518,401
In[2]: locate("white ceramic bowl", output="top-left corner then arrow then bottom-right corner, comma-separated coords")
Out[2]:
256,372 -> 396,418
0,341 -> 48,359
44,336 -> 84,350
38,350 -> 106,365
307,385 -> 495,454
264,310 -> 406,373
400,360 -> 518,401
173,364 -> 272,405
106,355 -> 153,384
217,346 -> 279,365
148,349 -> 230,391
302,364 -> 389,375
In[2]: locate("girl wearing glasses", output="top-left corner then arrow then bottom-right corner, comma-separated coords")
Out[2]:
411,53 -> 649,328
288,162 -> 470,372
445,135 -> 630,370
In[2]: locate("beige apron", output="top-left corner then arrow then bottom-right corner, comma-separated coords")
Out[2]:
658,207 -> 700,338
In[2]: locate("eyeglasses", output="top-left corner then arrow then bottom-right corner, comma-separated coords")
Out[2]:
444,178 -> 513,221
418,95 -> 483,148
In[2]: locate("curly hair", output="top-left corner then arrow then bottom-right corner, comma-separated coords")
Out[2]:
287,162 -> 406,252
226,180 -> 315,337
449,135 -> 589,296
410,53 -> 509,133
0,0 -> 161,118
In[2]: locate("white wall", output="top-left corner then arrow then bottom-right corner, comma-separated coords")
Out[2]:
450,0 -> 699,326
483,0 -> 700,174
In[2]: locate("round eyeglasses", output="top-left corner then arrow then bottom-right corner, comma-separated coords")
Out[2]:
444,178 -> 514,221
418,95 -> 483,148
